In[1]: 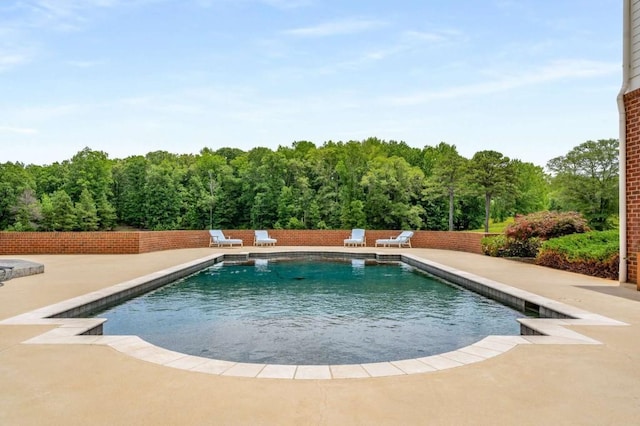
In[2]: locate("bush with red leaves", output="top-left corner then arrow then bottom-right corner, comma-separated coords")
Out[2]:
505,211 -> 590,241
536,251 -> 619,280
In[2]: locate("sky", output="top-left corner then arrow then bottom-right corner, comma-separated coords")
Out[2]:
0,0 -> 622,167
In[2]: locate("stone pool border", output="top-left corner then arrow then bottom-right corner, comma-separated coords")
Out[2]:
0,251 -> 628,380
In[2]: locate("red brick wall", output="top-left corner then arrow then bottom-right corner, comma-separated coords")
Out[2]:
625,88 -> 640,285
0,231 -> 141,254
138,231 -> 211,253
0,230 -> 490,255
266,230 -> 491,253
410,231 -> 495,253
267,230 -> 349,246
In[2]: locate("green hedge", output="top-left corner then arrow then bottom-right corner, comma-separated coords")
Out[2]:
481,235 -> 541,258
536,230 -> 619,279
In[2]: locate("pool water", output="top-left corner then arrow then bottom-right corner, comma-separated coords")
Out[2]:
97,259 -> 525,365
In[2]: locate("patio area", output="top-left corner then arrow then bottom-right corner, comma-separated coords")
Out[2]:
1,247 -> 639,425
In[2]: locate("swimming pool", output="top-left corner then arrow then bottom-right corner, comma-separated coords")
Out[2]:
95,257 -> 526,365
2,250 -> 625,379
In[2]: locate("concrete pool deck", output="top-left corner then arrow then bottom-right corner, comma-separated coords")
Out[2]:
1,248 -> 640,425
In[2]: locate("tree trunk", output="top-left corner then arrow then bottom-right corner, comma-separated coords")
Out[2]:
448,188 -> 454,231
484,193 -> 491,233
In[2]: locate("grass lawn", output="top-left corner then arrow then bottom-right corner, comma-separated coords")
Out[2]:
471,217 -> 514,233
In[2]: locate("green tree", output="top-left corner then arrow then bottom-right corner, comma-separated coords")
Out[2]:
75,188 -> 99,231
50,189 -> 77,231
423,142 -> 467,231
250,152 -> 286,228
0,137 -> 566,233
194,151 -> 223,229
10,189 -> 42,231
210,161 -> 242,230
334,141 -> 369,228
335,141 -> 368,205
278,164 -> 317,229
143,162 -> 184,230
213,147 -> 245,162
231,154 -> 255,228
277,186 -> 296,227
547,139 -> 619,230
454,195 -> 485,230
512,161 -> 550,215
490,161 -> 549,222
384,139 -> 423,166
65,147 -> 116,228
28,162 -> 67,198
112,156 -> 148,228
361,156 -> 425,229
39,193 -> 55,231
0,162 -> 36,229
280,140 -> 317,160
181,173 -> 212,230
340,200 -> 366,229
467,150 -> 514,233
146,150 -> 179,166
65,147 -> 112,200
96,193 -> 117,230
307,145 -> 342,229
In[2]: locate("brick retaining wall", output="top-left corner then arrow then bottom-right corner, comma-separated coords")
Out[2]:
0,231 -> 141,254
0,230 -> 491,255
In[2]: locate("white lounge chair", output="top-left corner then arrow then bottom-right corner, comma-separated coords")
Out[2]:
209,230 -> 243,247
375,231 -> 414,248
254,230 -> 277,246
344,228 -> 366,247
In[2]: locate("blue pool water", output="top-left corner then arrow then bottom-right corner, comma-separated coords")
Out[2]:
97,259 -> 524,365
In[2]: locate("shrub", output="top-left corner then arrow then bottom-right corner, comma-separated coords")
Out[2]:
503,237 -> 542,258
483,211 -> 589,259
505,211 -> 590,241
315,220 -> 328,230
536,230 -> 619,279
481,235 -> 509,257
537,230 -> 618,262
482,235 -> 541,258
286,217 -> 306,229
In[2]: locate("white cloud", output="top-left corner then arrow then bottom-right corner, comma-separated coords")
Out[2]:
306,28 -> 463,75
0,126 -> 38,135
0,51 -> 30,71
194,0 -> 311,9
66,59 -> 105,68
21,0 -> 90,31
388,59 -> 620,106
261,0 -> 312,9
0,25 -> 36,71
284,18 -> 387,37
120,94 -> 205,115
16,0 -> 152,32
401,30 -> 451,44
8,104 -> 84,123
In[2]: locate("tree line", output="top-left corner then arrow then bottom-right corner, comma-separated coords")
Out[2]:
0,138 -> 619,233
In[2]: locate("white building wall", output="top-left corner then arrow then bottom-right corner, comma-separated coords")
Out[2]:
630,0 -> 640,89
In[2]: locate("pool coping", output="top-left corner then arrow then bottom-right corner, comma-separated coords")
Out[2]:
0,251 -> 628,380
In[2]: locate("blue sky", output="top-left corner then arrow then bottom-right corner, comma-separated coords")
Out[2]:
1,0 -> 621,167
